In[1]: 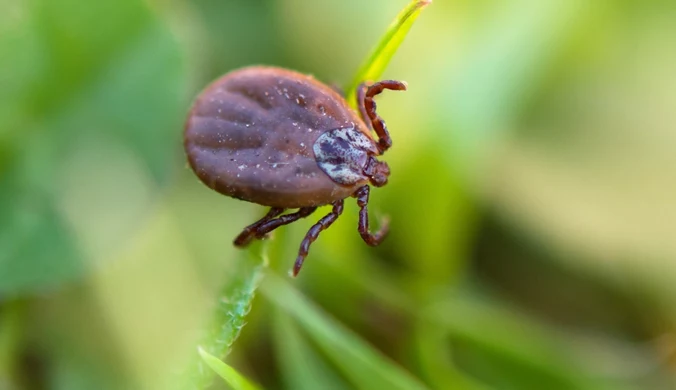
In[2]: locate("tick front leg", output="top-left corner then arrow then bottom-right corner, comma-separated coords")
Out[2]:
355,185 -> 389,246
234,207 -> 284,247
293,200 -> 344,276
363,80 -> 407,153
357,83 -> 373,131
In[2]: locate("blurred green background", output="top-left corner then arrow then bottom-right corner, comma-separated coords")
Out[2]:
2,0 -> 676,389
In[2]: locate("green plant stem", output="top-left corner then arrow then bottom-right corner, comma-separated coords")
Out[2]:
181,241 -> 268,389
344,0 -> 432,107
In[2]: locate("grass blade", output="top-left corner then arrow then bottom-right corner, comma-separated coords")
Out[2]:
425,295 -> 641,390
198,347 -> 262,390
273,309 -> 349,390
181,241 -> 268,389
344,0 -> 432,106
261,273 -> 429,390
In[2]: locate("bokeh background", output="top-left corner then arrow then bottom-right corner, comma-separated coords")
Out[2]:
2,0 -> 676,389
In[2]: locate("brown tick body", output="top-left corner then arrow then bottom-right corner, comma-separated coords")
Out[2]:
184,66 -> 405,275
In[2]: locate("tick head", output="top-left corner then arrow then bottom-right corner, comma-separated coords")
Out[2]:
314,126 -> 384,187
364,156 -> 390,187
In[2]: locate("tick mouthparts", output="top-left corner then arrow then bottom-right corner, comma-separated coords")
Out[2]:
364,157 -> 390,187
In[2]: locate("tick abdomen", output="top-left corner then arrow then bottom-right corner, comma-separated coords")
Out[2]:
184,66 -> 373,208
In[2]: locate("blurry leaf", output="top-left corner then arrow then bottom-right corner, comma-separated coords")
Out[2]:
414,319 -> 490,390
344,0 -> 432,106
261,273 -> 429,390
51,348 -> 131,390
440,0 -> 589,162
383,142 -> 476,288
479,1 -> 676,305
41,290 -> 134,390
181,241 -> 268,389
189,1 -> 283,80
0,300 -> 24,388
0,192 -> 85,295
198,348 -> 261,390
273,309 -> 349,390
424,293 -> 641,390
0,0 -> 186,295
0,0 -> 42,146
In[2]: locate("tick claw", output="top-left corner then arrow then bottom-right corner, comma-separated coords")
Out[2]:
292,261 -> 302,277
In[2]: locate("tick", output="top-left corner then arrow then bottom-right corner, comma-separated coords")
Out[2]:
184,66 -> 406,276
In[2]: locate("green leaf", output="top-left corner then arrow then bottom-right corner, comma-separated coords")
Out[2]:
198,347 -> 262,390
344,0 -> 432,107
181,241 -> 268,389
261,273 -> 429,390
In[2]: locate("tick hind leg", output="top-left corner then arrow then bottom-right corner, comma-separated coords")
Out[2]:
358,80 -> 407,153
293,200 -> 344,276
355,185 -> 389,246
234,207 -> 284,247
234,207 -> 316,247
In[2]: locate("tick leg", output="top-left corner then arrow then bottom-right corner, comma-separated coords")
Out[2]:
355,185 -> 389,246
363,80 -> 407,153
234,207 -> 285,247
251,207 -> 317,240
293,201 -> 344,276
357,83 -> 373,131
